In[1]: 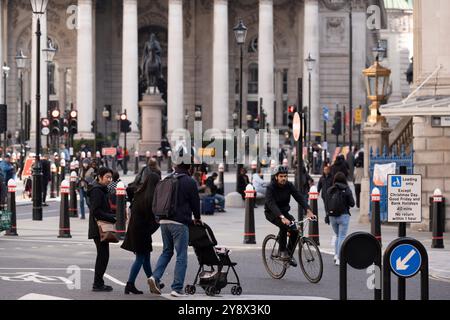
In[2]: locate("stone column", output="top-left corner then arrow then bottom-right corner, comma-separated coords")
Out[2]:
258,0 -> 275,127
76,0 -> 94,139
275,69 -> 283,127
212,0 -> 229,131
352,11 -> 367,111
30,12 -> 48,138
167,0 -> 184,133
122,0 -> 138,133
303,0 -> 320,135
0,0 -> 3,105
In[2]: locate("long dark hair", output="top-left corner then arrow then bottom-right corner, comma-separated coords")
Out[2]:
333,172 -> 348,185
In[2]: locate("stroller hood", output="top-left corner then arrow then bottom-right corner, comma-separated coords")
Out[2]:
189,223 -> 218,248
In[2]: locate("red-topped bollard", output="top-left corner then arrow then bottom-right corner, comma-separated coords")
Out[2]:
58,180 -> 72,238
308,186 -> 320,245
50,163 -> 57,199
115,181 -> 127,240
5,179 -> 18,236
244,184 -> 256,244
432,189 -> 445,249
371,187 -> 382,243
69,172 -> 78,218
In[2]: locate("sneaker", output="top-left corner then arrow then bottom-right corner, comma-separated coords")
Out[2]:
289,257 -> 298,267
335,259 -> 340,266
334,255 -> 338,262
147,276 -> 161,295
170,290 -> 188,297
92,284 -> 113,292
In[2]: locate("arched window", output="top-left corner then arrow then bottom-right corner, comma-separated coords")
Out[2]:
248,36 -> 258,53
248,63 -> 258,94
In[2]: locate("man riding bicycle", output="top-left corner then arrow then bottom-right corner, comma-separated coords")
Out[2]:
265,166 -> 316,267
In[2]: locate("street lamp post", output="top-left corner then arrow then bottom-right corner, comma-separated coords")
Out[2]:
15,50 -> 27,151
102,107 -> 110,147
2,63 -> 10,156
30,0 -> 49,221
305,53 -> 316,148
233,20 -> 247,193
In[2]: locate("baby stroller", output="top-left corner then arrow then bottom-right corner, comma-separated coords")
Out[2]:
185,223 -> 242,297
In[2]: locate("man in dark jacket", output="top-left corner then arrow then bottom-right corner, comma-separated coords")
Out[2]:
265,166 -> 316,267
87,167 -> 116,292
317,165 -> 333,224
205,172 -> 225,212
331,155 -> 349,180
148,162 -> 202,297
41,154 -> 51,206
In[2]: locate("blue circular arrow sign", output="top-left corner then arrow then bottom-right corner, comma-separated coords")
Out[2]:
390,244 -> 422,278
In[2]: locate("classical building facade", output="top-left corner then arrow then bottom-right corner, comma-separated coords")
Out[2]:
1,0 -> 386,151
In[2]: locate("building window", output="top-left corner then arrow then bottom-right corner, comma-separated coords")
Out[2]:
379,39 -> 388,58
248,63 -> 258,94
283,69 -> 288,95
248,36 -> 258,53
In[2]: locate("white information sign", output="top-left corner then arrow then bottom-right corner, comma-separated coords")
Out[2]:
388,175 -> 422,223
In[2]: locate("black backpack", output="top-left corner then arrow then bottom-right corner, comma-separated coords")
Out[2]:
327,186 -> 347,217
152,173 -> 186,219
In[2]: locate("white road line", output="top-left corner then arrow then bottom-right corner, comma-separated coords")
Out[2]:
18,293 -> 71,300
162,294 -> 330,300
0,238 -> 91,245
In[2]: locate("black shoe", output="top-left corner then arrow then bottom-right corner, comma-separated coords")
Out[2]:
42,203 -> 49,207
289,257 -> 298,267
92,285 -> 113,292
124,282 -> 143,295
280,251 -> 290,261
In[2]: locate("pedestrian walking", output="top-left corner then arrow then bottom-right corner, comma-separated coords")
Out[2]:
331,154 -> 349,180
0,154 -> 16,208
79,159 -> 96,219
121,162 -> 161,294
41,154 -> 51,206
148,162 -> 202,297
107,171 -> 121,216
326,172 -> 355,266
317,165 -> 333,219
353,151 -> 364,209
87,167 -> 116,292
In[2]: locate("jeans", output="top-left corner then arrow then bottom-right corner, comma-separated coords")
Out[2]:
79,188 -> 87,218
152,223 -> 189,292
329,214 -> 350,258
128,253 -> 152,284
93,238 -> 110,287
214,194 -> 225,209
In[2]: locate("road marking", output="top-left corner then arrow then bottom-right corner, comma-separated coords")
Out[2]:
0,238 -> 91,245
18,293 -> 71,300
162,294 -> 330,300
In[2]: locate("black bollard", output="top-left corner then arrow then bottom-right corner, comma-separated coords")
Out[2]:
69,172 -> 78,218
115,182 -> 127,240
308,186 -> 320,246
60,159 -> 66,185
58,180 -> 72,238
432,189 -> 445,249
50,164 -> 57,199
224,150 -> 229,172
218,163 -> 225,195
243,184 -> 256,244
134,151 -> 139,174
371,187 -> 382,243
5,179 -> 18,236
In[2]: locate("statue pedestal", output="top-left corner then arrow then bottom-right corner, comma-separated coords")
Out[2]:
359,120 -> 392,224
139,94 -> 165,156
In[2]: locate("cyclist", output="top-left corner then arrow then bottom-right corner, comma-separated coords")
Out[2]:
265,165 -> 316,267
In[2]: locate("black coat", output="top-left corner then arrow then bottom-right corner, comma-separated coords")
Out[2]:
318,174 -> 333,211
88,181 -> 116,239
41,159 -> 51,183
237,174 -> 250,199
331,157 -> 349,179
264,179 -> 311,222
121,170 -> 160,254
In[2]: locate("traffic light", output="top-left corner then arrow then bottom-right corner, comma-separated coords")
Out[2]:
69,110 -> 78,135
287,105 -> 297,141
50,109 -> 61,136
332,111 -> 342,136
120,114 -> 132,133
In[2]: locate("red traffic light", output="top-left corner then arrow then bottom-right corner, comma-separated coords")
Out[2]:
70,110 -> 78,118
288,105 -> 296,113
51,109 -> 60,118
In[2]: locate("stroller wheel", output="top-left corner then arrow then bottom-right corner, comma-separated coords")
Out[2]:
231,286 -> 237,295
205,286 -> 216,296
235,286 -> 243,296
185,285 -> 196,295
215,288 -> 221,295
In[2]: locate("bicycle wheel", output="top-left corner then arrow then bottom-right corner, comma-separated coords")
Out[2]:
298,237 -> 323,283
262,235 -> 287,279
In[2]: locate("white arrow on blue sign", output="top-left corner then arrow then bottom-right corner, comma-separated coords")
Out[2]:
390,244 -> 422,278
323,106 -> 330,122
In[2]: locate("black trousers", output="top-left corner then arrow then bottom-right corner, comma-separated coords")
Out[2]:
93,238 -> 110,287
355,184 -> 361,208
42,181 -> 49,203
270,214 -> 299,253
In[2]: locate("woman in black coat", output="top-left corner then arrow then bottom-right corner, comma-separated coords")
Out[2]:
121,162 -> 161,294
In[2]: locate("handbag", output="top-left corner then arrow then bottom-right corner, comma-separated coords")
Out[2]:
96,220 -> 119,243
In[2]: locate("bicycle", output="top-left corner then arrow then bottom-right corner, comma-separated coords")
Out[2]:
262,217 -> 323,283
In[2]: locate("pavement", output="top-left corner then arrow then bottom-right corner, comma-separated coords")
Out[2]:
1,170 -> 449,300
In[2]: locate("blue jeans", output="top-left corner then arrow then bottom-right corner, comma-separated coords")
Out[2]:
329,214 -> 350,258
152,223 -> 189,292
127,253 -> 152,284
79,188 -> 87,218
214,194 -> 225,209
